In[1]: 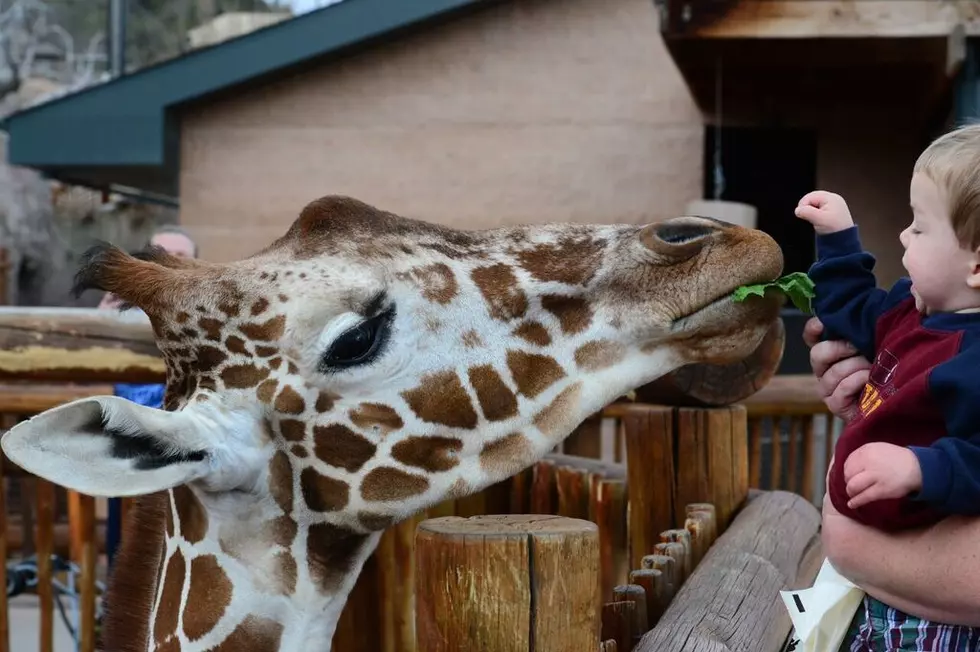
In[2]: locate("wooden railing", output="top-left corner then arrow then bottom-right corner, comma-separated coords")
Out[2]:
0,374 -> 832,652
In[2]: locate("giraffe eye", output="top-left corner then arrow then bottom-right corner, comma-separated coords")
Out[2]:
319,305 -> 395,371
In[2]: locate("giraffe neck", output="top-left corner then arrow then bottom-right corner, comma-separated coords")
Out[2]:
101,486 -> 382,652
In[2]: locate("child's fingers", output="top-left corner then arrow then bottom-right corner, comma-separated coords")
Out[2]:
847,482 -> 886,509
845,469 -> 876,498
794,205 -> 823,222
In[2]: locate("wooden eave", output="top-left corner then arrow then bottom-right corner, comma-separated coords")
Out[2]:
657,1 -> 977,122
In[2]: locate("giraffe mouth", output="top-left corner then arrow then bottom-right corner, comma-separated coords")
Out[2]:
670,272 -> 781,329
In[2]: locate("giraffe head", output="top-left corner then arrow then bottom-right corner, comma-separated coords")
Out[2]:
2,195 -> 781,575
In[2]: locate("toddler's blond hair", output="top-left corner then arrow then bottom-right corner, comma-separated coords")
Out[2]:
914,123 -> 980,251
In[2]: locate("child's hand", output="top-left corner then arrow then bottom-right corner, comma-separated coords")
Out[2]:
795,191 -> 855,235
842,442 -> 922,509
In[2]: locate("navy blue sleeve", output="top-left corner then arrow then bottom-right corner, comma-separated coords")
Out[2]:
808,226 -> 912,361
916,338 -> 980,514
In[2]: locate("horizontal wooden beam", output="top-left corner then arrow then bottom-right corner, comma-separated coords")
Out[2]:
663,1 -> 980,39
636,489 -> 823,652
0,307 -> 165,383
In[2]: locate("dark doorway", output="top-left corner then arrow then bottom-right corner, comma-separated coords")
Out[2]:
703,125 -> 818,375
703,125 -> 817,276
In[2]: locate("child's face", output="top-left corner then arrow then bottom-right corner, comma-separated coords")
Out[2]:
900,173 -> 980,313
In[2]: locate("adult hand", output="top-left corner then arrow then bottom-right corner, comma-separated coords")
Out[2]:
802,317 -> 870,423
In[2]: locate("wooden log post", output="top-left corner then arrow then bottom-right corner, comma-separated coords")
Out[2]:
624,403 -> 749,570
636,490 -> 823,652
415,514 -> 601,652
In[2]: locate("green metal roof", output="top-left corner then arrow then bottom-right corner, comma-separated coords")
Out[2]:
1,0 -> 495,202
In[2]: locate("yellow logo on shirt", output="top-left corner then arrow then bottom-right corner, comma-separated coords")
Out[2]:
859,383 -> 883,417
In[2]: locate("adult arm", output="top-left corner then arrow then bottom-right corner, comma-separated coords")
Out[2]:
805,317 -> 980,624
821,499 -> 980,626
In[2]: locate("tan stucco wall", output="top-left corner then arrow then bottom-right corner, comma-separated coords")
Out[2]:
177,0 -> 704,262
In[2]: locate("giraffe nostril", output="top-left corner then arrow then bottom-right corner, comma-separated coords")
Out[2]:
653,222 -> 715,244
639,219 -> 716,259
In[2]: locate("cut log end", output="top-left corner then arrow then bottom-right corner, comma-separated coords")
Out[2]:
418,513 -> 599,537
633,317 -> 785,406
416,514 -> 601,652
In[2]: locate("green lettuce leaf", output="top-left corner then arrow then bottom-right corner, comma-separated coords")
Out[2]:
732,272 -> 815,314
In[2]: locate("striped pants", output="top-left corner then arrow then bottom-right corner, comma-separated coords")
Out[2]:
840,595 -> 980,651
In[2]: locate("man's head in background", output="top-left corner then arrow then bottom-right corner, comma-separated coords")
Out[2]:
148,225 -> 198,259
97,225 -> 198,310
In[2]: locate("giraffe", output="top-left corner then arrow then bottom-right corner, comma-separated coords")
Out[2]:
1,195 -> 784,651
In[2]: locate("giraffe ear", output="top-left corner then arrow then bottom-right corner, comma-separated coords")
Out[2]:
0,396 -> 212,497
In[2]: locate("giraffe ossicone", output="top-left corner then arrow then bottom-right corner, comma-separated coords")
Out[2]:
1,195 -> 784,651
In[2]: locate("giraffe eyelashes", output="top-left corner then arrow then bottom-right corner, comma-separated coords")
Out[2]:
318,304 -> 396,372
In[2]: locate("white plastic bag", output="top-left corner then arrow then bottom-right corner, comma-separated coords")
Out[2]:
780,558 -> 865,652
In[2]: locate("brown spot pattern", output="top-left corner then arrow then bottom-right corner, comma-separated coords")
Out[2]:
403,263 -> 459,304
471,264 -> 528,321
307,523 -> 368,593
240,315 -> 286,341
575,340 -> 627,371
468,365 -> 518,421
274,551 -> 298,595
349,403 -> 404,434
221,364 -> 270,389
182,555 -> 233,641
257,379 -> 279,403
291,444 -> 308,458
225,335 -> 248,355
358,511 -> 395,531
313,424 -> 377,472
534,382 -> 583,439
517,236 -> 605,285
513,321 -> 551,346
279,419 -> 306,441
480,432 -> 534,477
173,485 -> 208,544
152,550 -> 185,645
542,295 -> 593,335
461,330 -> 483,348
506,350 -> 566,399
300,468 -> 350,512
316,391 -> 338,412
212,616 -> 284,652
275,385 -> 306,414
251,298 -> 270,316
362,467 -> 430,502
401,370 -> 478,429
265,516 -> 298,548
198,318 -> 222,342
193,346 -> 227,373
391,436 -> 462,472
255,345 -> 278,358
268,451 -> 293,513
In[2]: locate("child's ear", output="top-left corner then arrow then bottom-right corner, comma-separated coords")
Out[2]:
967,248 -> 980,289
0,396 -> 212,497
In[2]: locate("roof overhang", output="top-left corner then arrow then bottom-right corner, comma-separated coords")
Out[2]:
657,0 -> 976,125
0,0 -> 498,202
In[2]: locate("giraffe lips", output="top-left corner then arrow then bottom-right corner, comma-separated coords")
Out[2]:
670,274 -> 781,328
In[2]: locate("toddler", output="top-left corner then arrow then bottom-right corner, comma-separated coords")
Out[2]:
794,124 -> 980,649
799,125 -> 980,531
